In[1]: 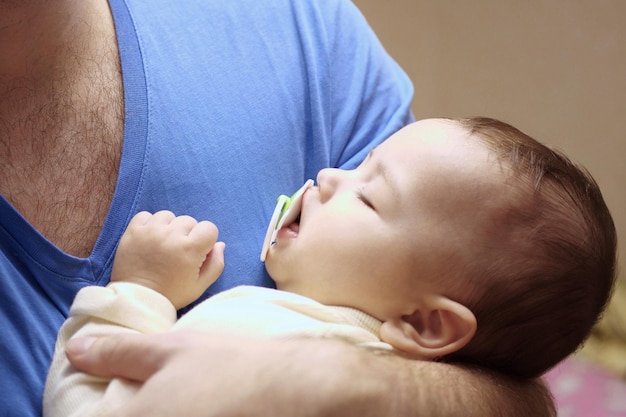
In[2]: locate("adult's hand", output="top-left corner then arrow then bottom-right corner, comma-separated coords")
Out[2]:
66,331 -> 391,417
66,331 -> 556,417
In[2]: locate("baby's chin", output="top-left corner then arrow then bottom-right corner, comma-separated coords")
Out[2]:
263,249 -> 285,283
265,231 -> 309,285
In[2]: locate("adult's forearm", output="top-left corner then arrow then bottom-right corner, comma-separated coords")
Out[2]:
65,332 -> 556,417
238,338 -> 557,417
308,343 -> 557,417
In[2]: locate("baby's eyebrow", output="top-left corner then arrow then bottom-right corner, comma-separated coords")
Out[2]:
363,146 -> 400,203
374,157 -> 400,203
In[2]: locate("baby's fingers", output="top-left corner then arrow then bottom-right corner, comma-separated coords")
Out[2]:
127,211 -> 154,229
169,215 -> 202,236
199,242 -> 226,285
151,210 -> 177,225
188,220 -> 219,246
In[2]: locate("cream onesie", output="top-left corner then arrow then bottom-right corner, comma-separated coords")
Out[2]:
43,283 -> 391,417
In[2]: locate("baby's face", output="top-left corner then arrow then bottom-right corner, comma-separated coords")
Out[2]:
265,118 -> 511,320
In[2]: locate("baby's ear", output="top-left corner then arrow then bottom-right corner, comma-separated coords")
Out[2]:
379,296 -> 476,358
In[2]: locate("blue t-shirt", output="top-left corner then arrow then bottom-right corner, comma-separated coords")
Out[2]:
0,0 -> 413,415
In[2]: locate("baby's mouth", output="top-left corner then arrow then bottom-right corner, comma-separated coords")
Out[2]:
260,179 -> 314,261
287,215 -> 301,234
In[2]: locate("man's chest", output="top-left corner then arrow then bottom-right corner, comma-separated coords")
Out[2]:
1,132 -> 123,260
0,71 -> 124,258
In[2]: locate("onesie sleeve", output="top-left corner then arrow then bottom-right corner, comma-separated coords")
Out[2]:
43,283 -> 177,417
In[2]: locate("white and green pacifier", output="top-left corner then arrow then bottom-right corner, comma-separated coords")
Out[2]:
260,179 -> 314,261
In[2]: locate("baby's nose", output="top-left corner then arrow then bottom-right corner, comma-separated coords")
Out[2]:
316,167 -> 343,200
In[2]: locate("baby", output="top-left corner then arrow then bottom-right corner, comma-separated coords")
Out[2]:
44,117 -> 617,417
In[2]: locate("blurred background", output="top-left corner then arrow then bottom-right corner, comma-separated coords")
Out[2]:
353,1 -> 625,415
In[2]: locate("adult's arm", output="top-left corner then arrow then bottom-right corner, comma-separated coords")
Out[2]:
66,331 -> 556,417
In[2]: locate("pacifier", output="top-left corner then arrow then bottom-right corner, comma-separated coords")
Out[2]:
260,179 -> 314,261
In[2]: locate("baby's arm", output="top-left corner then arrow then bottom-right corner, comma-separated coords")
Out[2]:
43,211 -> 225,417
111,210 -> 225,309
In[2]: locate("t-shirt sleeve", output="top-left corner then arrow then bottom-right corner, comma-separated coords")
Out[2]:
325,0 -> 415,169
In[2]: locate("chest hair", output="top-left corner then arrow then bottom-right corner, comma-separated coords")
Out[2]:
0,46 -> 124,258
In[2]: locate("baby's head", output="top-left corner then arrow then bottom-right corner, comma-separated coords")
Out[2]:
264,117 -> 616,378
441,117 -> 617,378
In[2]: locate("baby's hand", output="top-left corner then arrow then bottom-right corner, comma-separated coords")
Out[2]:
111,211 -> 225,309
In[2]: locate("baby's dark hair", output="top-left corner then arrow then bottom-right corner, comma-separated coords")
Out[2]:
443,117 -> 617,378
